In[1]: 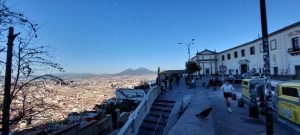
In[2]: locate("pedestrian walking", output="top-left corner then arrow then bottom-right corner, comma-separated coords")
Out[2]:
160,81 -> 166,93
168,77 -> 173,90
175,74 -> 180,86
220,81 -> 234,112
165,77 -> 169,90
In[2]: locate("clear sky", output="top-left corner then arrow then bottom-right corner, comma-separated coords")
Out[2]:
6,0 -> 300,74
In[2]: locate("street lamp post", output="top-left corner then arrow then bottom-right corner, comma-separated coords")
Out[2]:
178,39 -> 195,61
259,0 -> 273,134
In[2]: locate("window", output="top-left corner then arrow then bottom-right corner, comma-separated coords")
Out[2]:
234,51 -> 238,58
227,53 -> 230,60
282,87 -> 299,98
241,49 -> 245,57
292,37 -> 299,50
222,55 -> 224,61
250,46 -> 255,55
272,55 -> 276,63
270,39 -> 277,50
273,67 -> 278,76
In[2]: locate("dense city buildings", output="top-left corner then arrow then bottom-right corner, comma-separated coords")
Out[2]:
191,21 -> 300,79
0,74 -> 156,132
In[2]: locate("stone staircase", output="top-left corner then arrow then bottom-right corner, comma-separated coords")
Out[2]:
138,99 -> 175,135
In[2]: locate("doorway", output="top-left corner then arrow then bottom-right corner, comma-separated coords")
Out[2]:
295,66 -> 300,79
273,67 -> 278,76
240,64 -> 248,74
205,69 -> 210,76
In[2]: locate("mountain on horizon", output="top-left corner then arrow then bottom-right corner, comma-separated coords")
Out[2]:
55,73 -> 109,79
113,67 -> 156,76
54,67 -> 156,79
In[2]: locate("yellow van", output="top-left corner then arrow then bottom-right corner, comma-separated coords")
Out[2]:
278,81 -> 300,125
270,80 -> 286,112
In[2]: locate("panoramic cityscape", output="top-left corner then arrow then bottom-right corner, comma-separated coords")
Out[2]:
0,0 -> 300,135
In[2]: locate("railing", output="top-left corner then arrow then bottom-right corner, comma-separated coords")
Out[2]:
117,84 -> 160,135
152,104 -> 171,135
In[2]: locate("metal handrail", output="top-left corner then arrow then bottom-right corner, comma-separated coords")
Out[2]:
118,85 -> 158,135
152,104 -> 172,135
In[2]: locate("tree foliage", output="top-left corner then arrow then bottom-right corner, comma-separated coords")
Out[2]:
185,61 -> 201,74
0,0 -> 37,41
0,0 -> 64,130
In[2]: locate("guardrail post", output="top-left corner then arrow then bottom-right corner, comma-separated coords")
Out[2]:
106,114 -> 113,131
115,109 -> 120,128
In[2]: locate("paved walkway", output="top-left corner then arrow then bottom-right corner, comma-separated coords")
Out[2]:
157,77 -> 296,135
202,78 -> 295,135
157,79 -> 215,135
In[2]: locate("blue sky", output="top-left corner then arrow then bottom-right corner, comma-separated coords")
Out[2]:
6,0 -> 300,74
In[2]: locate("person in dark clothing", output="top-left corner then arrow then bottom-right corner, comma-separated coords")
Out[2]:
165,76 -> 169,89
185,75 -> 188,85
212,79 -> 217,90
207,79 -> 214,88
175,74 -> 180,86
160,80 -> 166,93
215,77 -> 222,87
168,77 -> 173,90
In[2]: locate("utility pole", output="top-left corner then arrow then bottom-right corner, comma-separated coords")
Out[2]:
259,0 -> 273,134
1,27 -> 19,135
178,39 -> 195,61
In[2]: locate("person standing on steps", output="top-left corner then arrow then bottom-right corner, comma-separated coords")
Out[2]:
220,81 -> 234,112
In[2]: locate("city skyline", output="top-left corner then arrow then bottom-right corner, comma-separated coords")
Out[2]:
6,0 -> 300,74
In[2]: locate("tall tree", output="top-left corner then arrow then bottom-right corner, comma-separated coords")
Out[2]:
0,1 -> 64,133
185,61 -> 201,75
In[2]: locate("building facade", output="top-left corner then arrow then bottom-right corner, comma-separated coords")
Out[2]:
191,21 -> 300,79
191,49 -> 217,75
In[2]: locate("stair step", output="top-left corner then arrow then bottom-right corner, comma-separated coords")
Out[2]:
151,106 -> 173,112
138,99 -> 175,135
155,99 -> 175,104
150,108 -> 172,112
138,128 -> 157,135
144,115 -> 167,124
153,102 -> 174,107
139,128 -> 163,135
149,111 -> 170,117
141,122 -> 164,131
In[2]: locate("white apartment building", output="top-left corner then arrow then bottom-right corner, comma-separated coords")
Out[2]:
191,21 -> 300,79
